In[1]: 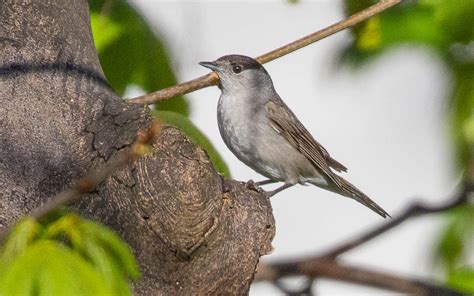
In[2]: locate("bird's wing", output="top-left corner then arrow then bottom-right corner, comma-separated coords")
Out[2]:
265,100 -> 389,218
265,100 -> 346,187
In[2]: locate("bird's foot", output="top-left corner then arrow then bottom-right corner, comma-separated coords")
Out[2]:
245,179 -> 263,192
264,183 -> 294,199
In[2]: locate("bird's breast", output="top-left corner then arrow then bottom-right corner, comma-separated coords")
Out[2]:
217,93 -> 257,158
216,92 -> 320,183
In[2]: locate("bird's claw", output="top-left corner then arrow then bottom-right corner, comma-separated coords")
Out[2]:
245,179 -> 264,193
263,190 -> 274,199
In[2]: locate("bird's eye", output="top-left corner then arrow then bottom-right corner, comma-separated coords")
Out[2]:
232,65 -> 242,74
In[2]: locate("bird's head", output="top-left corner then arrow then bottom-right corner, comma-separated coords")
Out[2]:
199,54 -> 273,93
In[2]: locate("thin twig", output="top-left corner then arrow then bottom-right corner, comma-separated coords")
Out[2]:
253,187 -> 472,295
320,185 -> 472,259
128,0 -> 402,105
0,121 -> 163,243
255,258 -> 462,295
255,0 -> 401,64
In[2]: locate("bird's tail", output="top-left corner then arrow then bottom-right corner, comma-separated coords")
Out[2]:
316,175 -> 390,218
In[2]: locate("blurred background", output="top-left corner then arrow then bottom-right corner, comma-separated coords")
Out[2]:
89,0 -> 473,294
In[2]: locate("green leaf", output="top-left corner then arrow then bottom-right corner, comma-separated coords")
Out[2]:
450,64 -> 474,171
152,110 -> 231,177
421,0 -> 474,44
0,218 -> 40,267
0,241 -> 113,296
341,0 -> 474,64
341,2 -> 447,65
342,1 -> 474,289
0,213 -> 139,296
42,213 -> 83,247
83,237 -> 131,295
434,205 -> 474,271
342,1 -> 474,174
89,13 -> 123,53
41,214 -> 139,293
88,1 -> 230,176
89,0 -> 189,115
436,216 -> 464,270
447,267 -> 474,293
79,219 -> 139,281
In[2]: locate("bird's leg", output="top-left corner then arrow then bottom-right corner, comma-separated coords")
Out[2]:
245,179 -> 277,192
255,179 -> 278,186
265,183 -> 293,198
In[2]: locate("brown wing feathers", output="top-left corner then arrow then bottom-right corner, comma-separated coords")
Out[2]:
265,100 -> 344,186
265,100 -> 389,218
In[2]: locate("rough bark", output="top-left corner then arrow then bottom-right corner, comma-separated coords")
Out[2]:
0,1 -> 275,294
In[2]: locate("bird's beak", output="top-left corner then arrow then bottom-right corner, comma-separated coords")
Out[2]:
199,61 -> 221,72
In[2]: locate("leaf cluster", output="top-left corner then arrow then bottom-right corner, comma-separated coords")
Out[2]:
342,0 -> 474,292
0,213 -> 139,295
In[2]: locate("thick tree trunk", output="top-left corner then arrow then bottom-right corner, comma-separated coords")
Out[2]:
0,1 -> 275,294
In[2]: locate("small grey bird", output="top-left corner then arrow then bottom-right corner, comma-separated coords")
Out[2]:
200,55 -> 389,218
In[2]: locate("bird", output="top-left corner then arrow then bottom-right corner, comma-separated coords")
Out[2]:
199,54 -> 389,218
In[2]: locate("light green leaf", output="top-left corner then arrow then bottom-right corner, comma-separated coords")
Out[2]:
43,214 -> 83,248
341,0 -> 474,62
88,0 -> 189,115
0,213 -> 139,296
89,13 -> 123,52
83,238 -> 131,295
436,215 -> 464,270
80,219 -> 139,280
342,2 -> 474,286
450,64 -> 474,170
421,0 -> 474,44
41,214 -> 139,283
447,267 -> 474,293
0,218 -> 40,267
0,241 -> 113,296
434,205 -> 474,271
340,2 -> 447,65
88,0 -> 230,175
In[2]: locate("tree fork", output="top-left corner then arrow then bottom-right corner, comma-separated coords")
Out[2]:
0,1 -> 274,294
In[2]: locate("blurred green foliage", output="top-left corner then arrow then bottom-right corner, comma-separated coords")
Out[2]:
88,0 -> 230,177
89,0 -> 188,115
342,0 -> 474,292
0,213 -> 139,295
435,205 -> 474,293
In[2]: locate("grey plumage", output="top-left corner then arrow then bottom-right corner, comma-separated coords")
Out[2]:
200,54 -> 389,218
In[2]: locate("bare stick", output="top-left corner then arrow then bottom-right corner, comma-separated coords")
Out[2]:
255,258 -> 462,295
128,0 -> 402,105
255,0 -> 401,64
320,185 -> 472,259
0,121 -> 163,243
253,186 -> 472,295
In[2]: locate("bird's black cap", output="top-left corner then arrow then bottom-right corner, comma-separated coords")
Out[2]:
216,54 -> 263,70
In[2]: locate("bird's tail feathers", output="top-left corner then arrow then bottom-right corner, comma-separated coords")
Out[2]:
332,175 -> 390,218
328,157 -> 347,173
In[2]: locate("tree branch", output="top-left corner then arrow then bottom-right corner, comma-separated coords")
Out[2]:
128,0 -> 402,105
253,185 -> 473,295
2,2 -> 275,294
320,184 -> 473,259
0,122 -> 163,243
255,258 -> 462,295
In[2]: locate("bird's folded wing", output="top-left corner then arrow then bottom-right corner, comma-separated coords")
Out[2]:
265,100 -> 347,186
